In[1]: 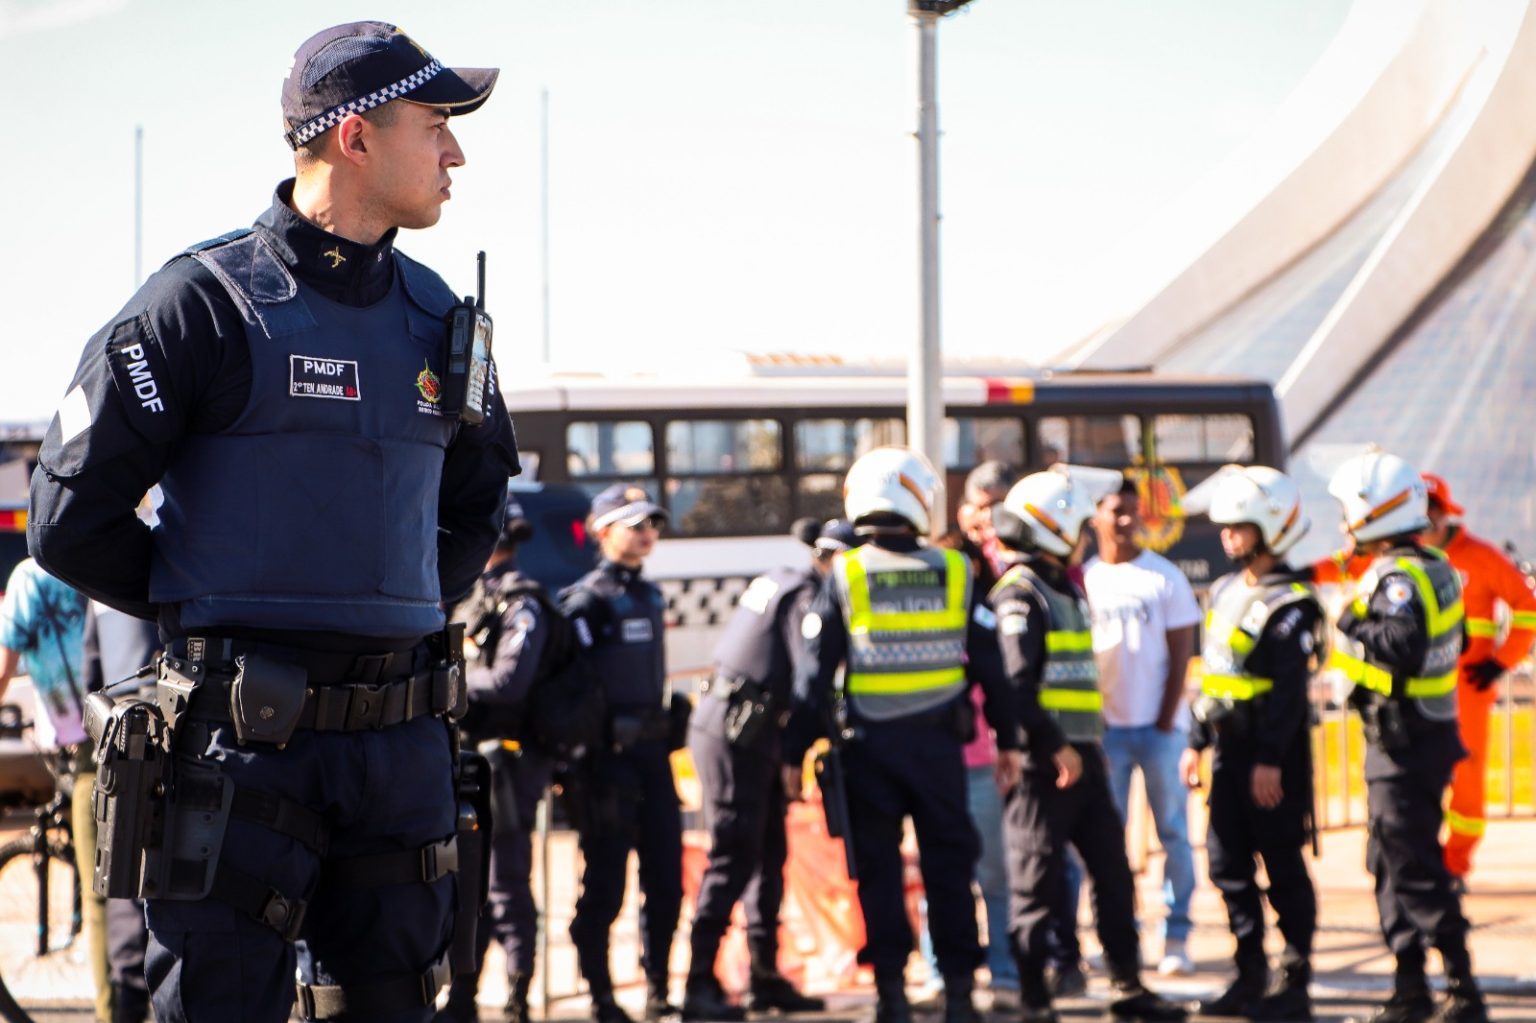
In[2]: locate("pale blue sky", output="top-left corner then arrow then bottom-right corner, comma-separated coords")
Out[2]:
0,0 -> 1351,424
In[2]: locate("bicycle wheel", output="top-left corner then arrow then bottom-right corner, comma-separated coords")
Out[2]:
0,835 -> 81,957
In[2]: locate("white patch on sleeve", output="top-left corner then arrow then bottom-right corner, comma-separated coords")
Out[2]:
573,617 -> 594,648
1000,614 -> 1027,637
801,612 -> 822,639
56,386 -> 91,445
1385,581 -> 1413,609
738,575 -> 779,615
972,604 -> 997,630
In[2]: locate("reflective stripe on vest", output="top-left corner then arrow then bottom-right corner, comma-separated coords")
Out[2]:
1333,552 -> 1463,707
839,546 -> 970,703
993,564 -> 1103,741
1200,575 -> 1317,703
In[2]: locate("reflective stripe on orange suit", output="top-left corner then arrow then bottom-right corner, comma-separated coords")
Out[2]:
1443,527 -> 1536,877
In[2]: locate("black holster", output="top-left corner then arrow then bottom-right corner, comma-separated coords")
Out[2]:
450,750 -> 493,975
721,680 -> 773,750
85,692 -> 173,899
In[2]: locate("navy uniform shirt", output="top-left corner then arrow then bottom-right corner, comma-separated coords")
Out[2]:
560,558 -> 666,713
28,180 -> 518,641
784,534 -> 1018,766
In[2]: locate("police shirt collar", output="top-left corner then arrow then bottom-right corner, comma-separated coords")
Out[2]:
600,558 -> 640,585
1023,553 -> 1073,590
260,179 -> 398,300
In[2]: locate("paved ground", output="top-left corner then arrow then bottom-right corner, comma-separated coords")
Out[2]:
3,812 -> 1534,1022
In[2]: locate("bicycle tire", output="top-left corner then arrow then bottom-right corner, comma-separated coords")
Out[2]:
0,835 -> 82,958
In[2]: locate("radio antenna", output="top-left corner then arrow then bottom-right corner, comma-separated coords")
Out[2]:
476,251 -> 487,309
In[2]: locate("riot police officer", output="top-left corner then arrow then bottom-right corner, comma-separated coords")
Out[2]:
1327,452 -> 1487,1023
987,468 -> 1187,1023
28,22 -> 515,1022
680,520 -> 857,1021
438,502 -> 556,1023
562,485 -> 682,1023
783,447 -> 1021,1023
1180,467 -> 1320,1021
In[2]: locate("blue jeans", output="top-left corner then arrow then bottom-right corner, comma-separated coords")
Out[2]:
921,764 -> 1018,989
1100,725 -> 1196,944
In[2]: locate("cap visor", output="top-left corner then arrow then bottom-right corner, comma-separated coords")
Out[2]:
620,504 -> 668,526
405,66 -> 498,115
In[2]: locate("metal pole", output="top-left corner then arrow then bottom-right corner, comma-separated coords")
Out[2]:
910,9 -> 946,534
537,793 -> 551,1019
541,88 -> 552,365
134,125 -> 144,288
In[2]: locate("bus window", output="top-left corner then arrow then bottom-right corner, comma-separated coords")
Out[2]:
945,417 -> 1024,469
1037,415 -> 1141,467
1153,414 -> 1255,463
566,421 -> 654,478
794,418 -> 905,471
665,419 -> 790,535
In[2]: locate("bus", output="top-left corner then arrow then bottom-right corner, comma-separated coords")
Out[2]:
501,361 -> 1285,676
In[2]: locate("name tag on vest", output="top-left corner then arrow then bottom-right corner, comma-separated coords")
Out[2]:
290,356 -> 361,400
622,618 -> 654,644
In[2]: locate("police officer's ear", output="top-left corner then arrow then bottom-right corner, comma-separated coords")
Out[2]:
335,114 -> 371,163
991,505 -> 1032,552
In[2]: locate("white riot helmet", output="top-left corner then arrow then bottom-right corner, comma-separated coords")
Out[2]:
1327,449 -> 1429,544
843,446 -> 940,535
1206,465 -> 1310,558
993,467 -> 1096,559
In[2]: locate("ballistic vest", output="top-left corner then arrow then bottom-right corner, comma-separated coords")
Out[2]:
992,564 -> 1104,743
832,544 -> 970,722
148,230 -> 458,637
1201,574 -> 1321,702
1330,548 -> 1463,723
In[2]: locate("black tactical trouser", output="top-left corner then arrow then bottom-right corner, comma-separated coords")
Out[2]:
1206,747 -> 1315,962
1364,744 -> 1472,975
1005,743 -> 1140,1008
687,723 -> 788,980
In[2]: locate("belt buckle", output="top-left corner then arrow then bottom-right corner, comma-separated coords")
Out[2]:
344,683 -> 388,730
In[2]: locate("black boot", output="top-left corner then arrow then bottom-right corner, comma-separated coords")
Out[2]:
682,973 -> 747,1022
593,990 -> 637,1023
1199,952 -> 1269,1018
1364,964 -> 1433,1023
1431,975 -> 1488,1023
746,974 -> 826,1014
504,972 -> 533,1023
647,977 -> 683,1021
1110,978 -> 1189,1021
1250,958 -> 1312,1022
435,977 -> 481,1023
871,971 -> 913,1023
942,975 -> 982,1023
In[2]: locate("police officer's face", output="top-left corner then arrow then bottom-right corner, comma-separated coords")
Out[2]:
365,101 -> 466,230
1220,523 -> 1261,562
601,517 -> 661,565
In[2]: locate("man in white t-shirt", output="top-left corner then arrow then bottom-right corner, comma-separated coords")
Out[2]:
1083,479 -> 1201,977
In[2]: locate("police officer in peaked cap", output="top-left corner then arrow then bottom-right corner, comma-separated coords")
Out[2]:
437,500 -> 555,1023
29,22 -> 516,1022
561,485 -> 684,1023
679,519 -> 859,1020
783,448 -> 1022,1023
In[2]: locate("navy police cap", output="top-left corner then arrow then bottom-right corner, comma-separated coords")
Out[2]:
589,484 -> 668,531
282,21 -> 498,151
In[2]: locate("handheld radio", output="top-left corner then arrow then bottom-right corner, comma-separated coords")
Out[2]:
443,252 -> 493,425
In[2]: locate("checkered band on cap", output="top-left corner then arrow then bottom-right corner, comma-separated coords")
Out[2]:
284,59 -> 443,150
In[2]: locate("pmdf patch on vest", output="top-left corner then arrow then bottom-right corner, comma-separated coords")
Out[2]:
290,355 -> 361,400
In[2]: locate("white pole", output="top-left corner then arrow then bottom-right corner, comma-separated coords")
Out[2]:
910,10 -> 946,534
541,89 -> 552,365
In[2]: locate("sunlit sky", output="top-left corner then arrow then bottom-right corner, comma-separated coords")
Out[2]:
0,0 -> 1352,425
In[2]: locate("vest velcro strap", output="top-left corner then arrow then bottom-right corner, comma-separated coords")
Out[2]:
208,864 -> 307,942
230,787 -> 330,855
1201,674 -> 1274,701
1045,630 -> 1094,654
845,667 -> 965,695
322,836 -> 459,890
295,948 -> 452,1019
1038,687 -> 1103,712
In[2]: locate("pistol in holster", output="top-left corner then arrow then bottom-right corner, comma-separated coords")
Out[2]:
813,742 -> 858,881
84,690 -> 173,899
722,680 -> 773,750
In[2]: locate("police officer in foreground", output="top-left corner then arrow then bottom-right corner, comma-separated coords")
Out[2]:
783,447 -> 1021,1023
986,468 -> 1187,1023
1179,467 -> 1321,1021
679,520 -> 858,1021
1326,452 -> 1486,1023
562,485 -> 683,1023
438,502 -> 557,1023
28,22 -> 516,1022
